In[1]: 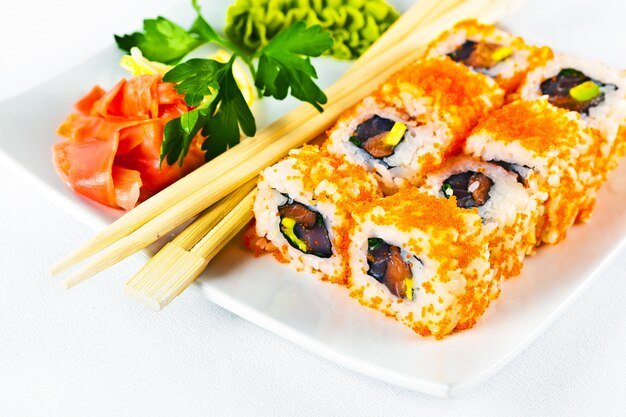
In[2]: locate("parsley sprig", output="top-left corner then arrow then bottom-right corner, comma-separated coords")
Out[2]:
115,0 -> 333,166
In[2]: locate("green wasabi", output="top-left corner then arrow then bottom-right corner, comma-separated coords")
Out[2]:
225,0 -> 399,60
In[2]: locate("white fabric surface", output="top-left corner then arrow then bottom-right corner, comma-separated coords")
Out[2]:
1,0 -> 626,415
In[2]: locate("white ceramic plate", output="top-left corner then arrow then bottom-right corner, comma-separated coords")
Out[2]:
1,0 -> 626,398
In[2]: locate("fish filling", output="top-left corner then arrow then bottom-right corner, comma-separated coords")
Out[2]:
441,171 -> 493,208
540,68 -> 617,114
349,115 -> 407,159
489,160 -> 530,185
279,201 -> 332,258
448,40 -> 513,71
366,238 -> 414,300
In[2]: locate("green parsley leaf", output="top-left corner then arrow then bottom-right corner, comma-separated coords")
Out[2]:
162,113 -> 203,167
114,1 -> 239,66
160,60 -> 221,166
200,60 -> 256,160
255,22 -> 333,111
161,90 -> 216,168
114,17 -> 201,64
160,57 -> 255,165
123,1 -> 332,167
188,0 -> 222,44
180,110 -> 199,135
163,58 -> 222,107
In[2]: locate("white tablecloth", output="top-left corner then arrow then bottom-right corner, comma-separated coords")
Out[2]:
1,0 -> 625,415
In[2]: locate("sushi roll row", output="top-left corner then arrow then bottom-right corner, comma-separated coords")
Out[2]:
254,145 -> 497,338
251,20 -> 626,338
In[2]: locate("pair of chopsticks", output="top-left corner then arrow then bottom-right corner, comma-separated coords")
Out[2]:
51,0 -> 522,310
125,181 -> 256,310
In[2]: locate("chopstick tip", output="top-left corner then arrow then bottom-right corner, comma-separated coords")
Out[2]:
50,259 -> 69,275
61,269 -> 93,289
124,285 -> 163,312
61,278 -> 75,289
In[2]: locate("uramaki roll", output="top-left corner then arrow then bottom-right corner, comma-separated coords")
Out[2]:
347,187 -> 496,338
464,99 -> 605,245
324,96 -> 442,191
325,57 -> 505,191
421,156 -> 539,279
520,53 -> 626,169
426,19 -> 552,94
254,145 -> 382,284
379,57 -> 504,158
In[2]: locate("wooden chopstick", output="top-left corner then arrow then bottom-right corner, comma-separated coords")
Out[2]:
124,183 -> 255,310
54,0 -> 518,288
49,0 -> 464,276
124,191 -> 255,310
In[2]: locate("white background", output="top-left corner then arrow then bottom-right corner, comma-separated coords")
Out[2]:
1,0 -> 626,415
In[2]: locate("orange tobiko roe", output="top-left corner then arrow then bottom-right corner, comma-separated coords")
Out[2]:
380,57 -> 504,140
475,99 -> 584,154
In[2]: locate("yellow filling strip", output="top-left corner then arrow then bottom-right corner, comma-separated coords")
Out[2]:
384,122 -> 407,147
491,46 -> 513,62
405,278 -> 414,301
280,217 -> 308,252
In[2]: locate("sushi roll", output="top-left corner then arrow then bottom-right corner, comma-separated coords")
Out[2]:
421,156 -> 539,279
379,57 -> 504,157
348,187 -> 496,338
324,57 -> 504,191
324,96 -> 440,191
426,20 -> 552,94
520,54 -> 626,168
254,145 -> 382,284
464,99 -> 605,245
